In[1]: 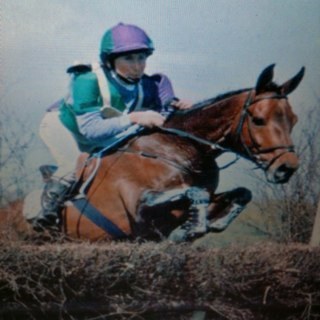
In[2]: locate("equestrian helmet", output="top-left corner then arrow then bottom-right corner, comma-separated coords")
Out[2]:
100,23 -> 154,62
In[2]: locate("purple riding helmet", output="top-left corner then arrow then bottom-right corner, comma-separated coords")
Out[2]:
100,23 -> 154,62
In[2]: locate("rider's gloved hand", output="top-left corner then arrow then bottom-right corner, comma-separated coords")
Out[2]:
170,98 -> 193,110
129,110 -> 166,128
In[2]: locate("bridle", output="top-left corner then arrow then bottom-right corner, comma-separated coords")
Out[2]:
118,90 -> 296,172
235,90 -> 295,170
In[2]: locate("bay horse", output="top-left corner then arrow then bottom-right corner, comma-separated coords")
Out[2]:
60,64 -> 304,242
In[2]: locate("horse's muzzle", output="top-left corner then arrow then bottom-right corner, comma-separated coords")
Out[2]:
266,154 -> 299,184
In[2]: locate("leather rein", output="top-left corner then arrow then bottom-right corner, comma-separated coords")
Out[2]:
118,90 -> 296,172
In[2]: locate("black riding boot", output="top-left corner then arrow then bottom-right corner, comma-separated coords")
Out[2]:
33,179 -> 71,231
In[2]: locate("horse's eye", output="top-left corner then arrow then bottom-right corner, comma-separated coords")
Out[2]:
252,117 -> 266,126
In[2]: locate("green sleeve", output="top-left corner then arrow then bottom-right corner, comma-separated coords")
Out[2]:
72,71 -> 103,115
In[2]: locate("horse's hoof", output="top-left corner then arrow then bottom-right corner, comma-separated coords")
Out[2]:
168,228 -> 188,243
168,226 -> 206,243
209,203 -> 245,232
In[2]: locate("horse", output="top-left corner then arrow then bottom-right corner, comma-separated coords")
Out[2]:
56,64 -> 304,242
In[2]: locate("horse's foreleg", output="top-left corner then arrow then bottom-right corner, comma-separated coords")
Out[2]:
207,187 -> 252,232
168,186 -> 210,242
138,186 -> 210,242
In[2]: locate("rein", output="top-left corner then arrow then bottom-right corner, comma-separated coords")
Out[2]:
156,127 -> 240,170
117,145 -> 197,175
153,90 -> 296,171
80,90 -> 297,190
157,127 -> 227,151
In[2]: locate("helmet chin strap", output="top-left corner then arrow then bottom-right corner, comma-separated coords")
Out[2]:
116,72 -> 141,84
104,59 -> 142,85
106,67 -> 141,86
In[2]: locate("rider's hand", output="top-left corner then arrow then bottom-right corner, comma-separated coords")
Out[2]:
129,110 -> 166,128
171,99 -> 193,110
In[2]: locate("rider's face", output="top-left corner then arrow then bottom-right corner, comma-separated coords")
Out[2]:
114,52 -> 147,82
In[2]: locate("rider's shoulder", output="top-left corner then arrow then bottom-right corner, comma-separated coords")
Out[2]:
145,73 -> 171,83
143,73 -> 173,90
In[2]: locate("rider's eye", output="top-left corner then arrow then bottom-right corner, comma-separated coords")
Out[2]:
252,117 -> 266,126
124,55 -> 134,61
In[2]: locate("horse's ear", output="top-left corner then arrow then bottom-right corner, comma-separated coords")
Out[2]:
255,64 -> 276,94
280,67 -> 305,96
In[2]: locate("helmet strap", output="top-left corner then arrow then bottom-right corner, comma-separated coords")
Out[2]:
115,72 -> 141,84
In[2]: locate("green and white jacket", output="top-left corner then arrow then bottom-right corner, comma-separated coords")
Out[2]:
59,63 -> 175,153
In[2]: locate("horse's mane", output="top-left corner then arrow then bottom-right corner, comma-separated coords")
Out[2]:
179,88 -> 251,115
172,78 -> 284,118
195,88 -> 250,108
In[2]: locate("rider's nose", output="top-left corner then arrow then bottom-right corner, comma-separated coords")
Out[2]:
133,61 -> 143,72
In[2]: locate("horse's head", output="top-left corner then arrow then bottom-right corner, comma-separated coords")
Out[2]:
237,64 -> 305,183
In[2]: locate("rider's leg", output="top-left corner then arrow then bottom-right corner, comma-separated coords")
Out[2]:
35,176 -> 73,229
33,111 -> 80,230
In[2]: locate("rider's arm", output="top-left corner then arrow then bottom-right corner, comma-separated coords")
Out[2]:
152,74 -> 192,114
72,72 -> 132,141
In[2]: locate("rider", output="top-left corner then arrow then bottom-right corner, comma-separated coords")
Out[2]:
34,22 -> 191,230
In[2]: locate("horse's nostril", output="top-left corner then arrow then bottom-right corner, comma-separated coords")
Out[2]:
275,164 -> 296,183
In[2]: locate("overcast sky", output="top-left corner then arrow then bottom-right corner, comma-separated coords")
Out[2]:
1,0 -> 319,191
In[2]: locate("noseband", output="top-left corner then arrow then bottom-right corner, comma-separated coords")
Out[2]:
236,90 -> 295,170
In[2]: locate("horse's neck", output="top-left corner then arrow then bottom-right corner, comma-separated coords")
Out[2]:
168,94 -> 245,144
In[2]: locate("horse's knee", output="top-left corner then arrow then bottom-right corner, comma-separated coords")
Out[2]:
139,190 -> 159,207
185,187 -> 210,205
140,188 -> 190,208
231,187 -> 252,206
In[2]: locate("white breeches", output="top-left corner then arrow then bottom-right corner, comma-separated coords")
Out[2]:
39,111 -> 80,181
